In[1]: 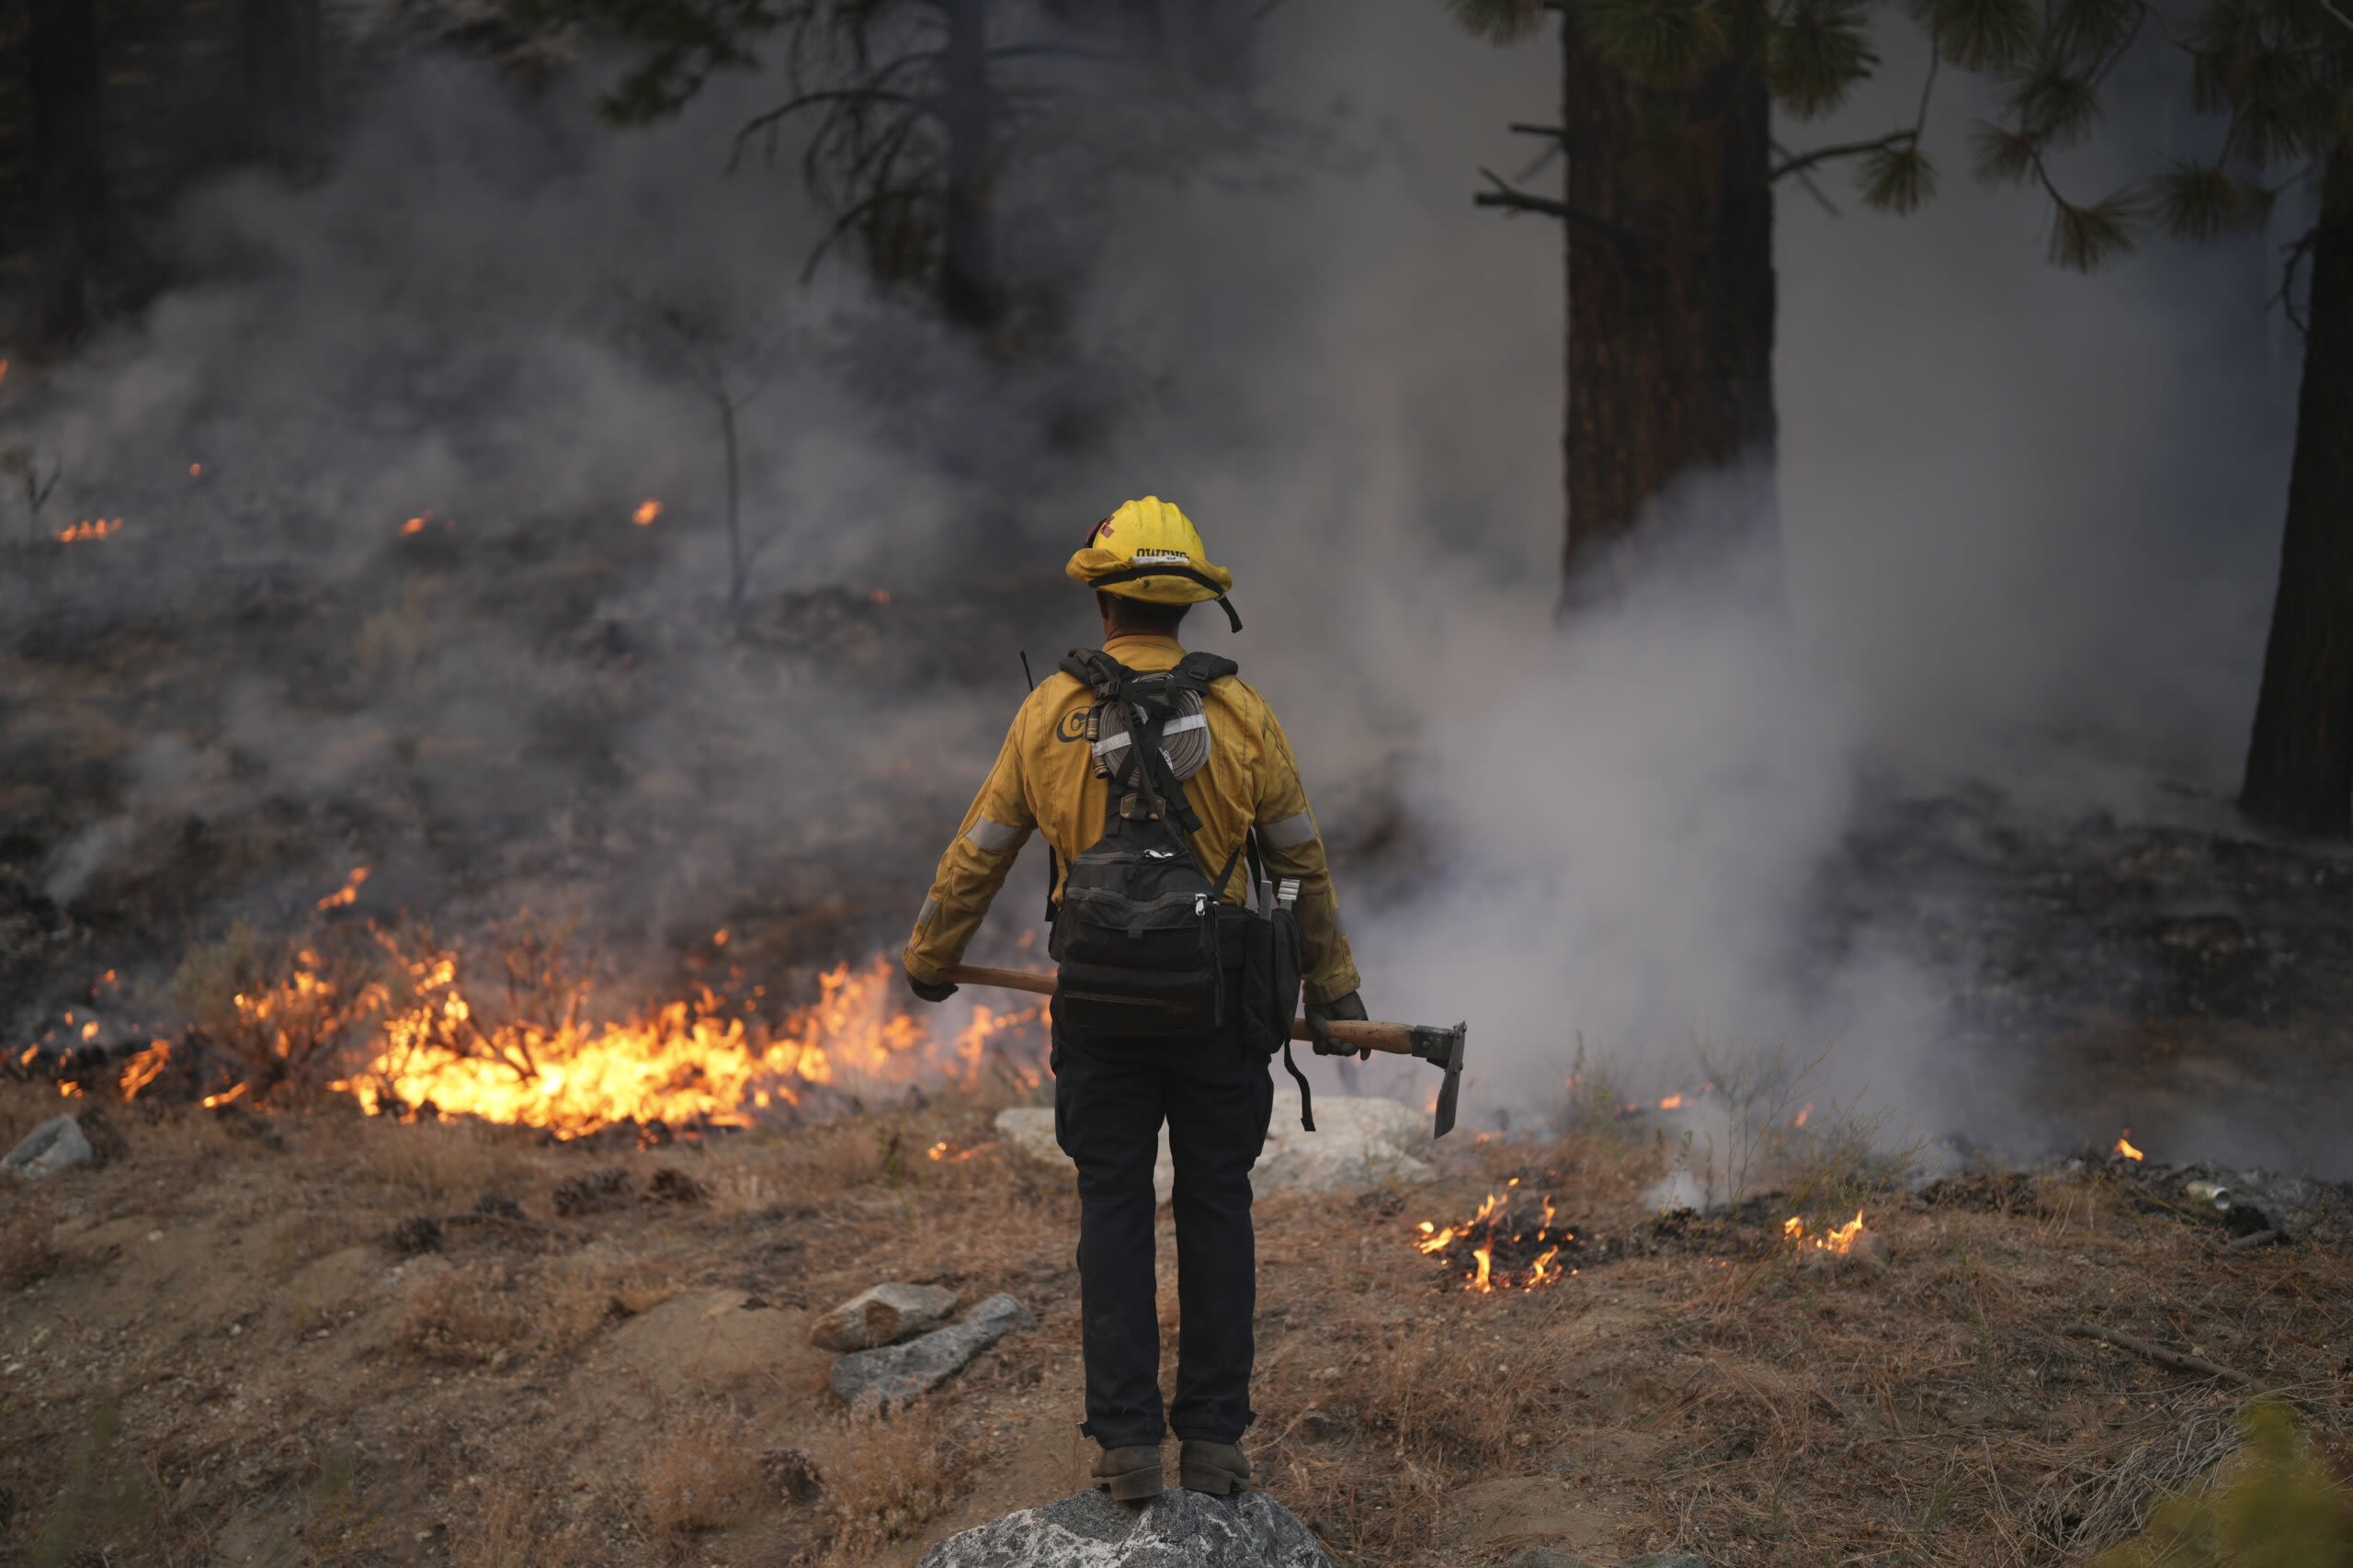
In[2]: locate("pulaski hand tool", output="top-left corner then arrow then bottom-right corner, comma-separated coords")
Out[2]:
942,964 -> 1469,1138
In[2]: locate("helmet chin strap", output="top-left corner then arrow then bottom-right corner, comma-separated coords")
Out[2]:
1085,564 -> 1243,633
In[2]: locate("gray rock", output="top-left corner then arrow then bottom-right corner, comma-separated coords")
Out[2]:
4,1116 -> 95,1180
916,1486 -> 1330,1568
810,1282 -> 961,1351
995,1088 -> 1433,1206
831,1292 -> 1031,1410
1507,1550 -> 1587,1568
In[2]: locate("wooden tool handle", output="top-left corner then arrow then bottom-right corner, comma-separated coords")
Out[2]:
942,964 -> 1417,1058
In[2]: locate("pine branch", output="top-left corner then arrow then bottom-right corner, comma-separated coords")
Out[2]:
1771,128 -> 1917,180
730,87 -> 923,171
1472,169 -> 1648,244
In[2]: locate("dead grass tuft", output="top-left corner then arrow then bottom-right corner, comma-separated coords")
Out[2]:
640,1406 -> 769,1546
351,1116 -> 536,1204
540,1246 -> 678,1354
809,1405 -> 966,1565
398,1261 -> 535,1365
454,1471 -> 600,1568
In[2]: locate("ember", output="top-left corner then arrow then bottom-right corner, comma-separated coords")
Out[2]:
400,513 -> 431,536
1414,1188 -> 1576,1292
57,518 -> 124,543
633,499 -> 662,526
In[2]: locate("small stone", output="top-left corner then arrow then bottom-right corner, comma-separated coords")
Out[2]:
916,1488 -> 1330,1568
4,1117 -> 96,1181
1506,1550 -> 1586,1568
831,1293 -> 1031,1411
811,1282 -> 960,1352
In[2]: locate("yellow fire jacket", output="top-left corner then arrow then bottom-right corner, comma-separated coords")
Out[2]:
904,632 -> 1363,1006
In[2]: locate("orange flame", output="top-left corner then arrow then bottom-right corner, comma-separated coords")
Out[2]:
1658,1093 -> 1685,1110
344,953 -> 1045,1137
202,1083 -> 249,1109
2115,1131 -> 2143,1162
119,1040 -> 172,1099
1785,1210 -> 1867,1256
400,514 -> 430,536
317,867 -> 370,911
1792,1101 -> 1813,1129
632,499 -> 662,527
57,518 -> 123,543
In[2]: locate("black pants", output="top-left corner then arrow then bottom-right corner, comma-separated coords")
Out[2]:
1051,1017 -> 1275,1449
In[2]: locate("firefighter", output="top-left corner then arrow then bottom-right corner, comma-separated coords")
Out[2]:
902,497 -> 1365,1500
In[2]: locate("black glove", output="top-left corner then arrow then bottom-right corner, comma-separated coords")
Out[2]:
1307,991 -> 1369,1059
906,971 -> 959,1005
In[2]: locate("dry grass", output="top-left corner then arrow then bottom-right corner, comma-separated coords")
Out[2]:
640,1406 -> 769,1547
398,1248 -> 677,1366
398,1261 -> 537,1366
810,1405 -> 968,1565
350,1116 -> 538,1203
455,1471 -> 601,1568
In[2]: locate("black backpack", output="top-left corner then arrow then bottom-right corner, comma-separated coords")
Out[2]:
1048,650 -> 1246,1039
1046,648 -> 1314,1124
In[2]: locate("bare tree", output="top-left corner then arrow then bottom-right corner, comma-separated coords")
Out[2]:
620,294 -> 782,618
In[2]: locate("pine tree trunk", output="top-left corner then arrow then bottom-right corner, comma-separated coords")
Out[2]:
2239,144 -> 2353,838
243,0 -> 324,172
28,0 -> 107,348
938,0 -> 997,329
1558,15 -> 1779,597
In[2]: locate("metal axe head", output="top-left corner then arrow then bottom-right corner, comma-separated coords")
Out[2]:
1409,1021 -> 1468,1139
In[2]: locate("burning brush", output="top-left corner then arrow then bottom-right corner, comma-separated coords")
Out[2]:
1414,1182 -> 1577,1293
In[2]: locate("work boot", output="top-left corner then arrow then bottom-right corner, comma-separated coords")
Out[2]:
1092,1445 -> 1164,1502
1178,1439 -> 1250,1495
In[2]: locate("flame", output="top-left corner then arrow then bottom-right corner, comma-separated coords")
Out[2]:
1793,1101 -> 1813,1129
203,1083 -> 249,1109
57,518 -> 123,543
317,867 -> 370,911
1413,1191 -> 1572,1291
1786,1210 -> 1868,1256
632,499 -> 662,527
80,1020 -> 98,1042
2115,1131 -> 2143,1162
1658,1093 -> 1685,1110
346,952 -> 1046,1137
189,462 -> 202,477
119,1040 -> 172,1099
400,514 -> 430,536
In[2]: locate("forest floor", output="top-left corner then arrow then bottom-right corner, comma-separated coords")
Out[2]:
5,1079 -> 2349,1568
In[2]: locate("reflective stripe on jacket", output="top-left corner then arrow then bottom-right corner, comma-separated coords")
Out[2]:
903,631 -> 1363,1005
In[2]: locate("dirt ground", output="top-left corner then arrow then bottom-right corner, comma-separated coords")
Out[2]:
4,1080 -> 2348,1568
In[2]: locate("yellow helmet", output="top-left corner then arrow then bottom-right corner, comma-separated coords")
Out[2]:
1065,496 -> 1241,631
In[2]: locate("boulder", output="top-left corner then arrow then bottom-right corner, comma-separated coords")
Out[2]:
995,1088 -> 1432,1205
811,1282 -> 961,1351
916,1486 -> 1330,1568
5,1116 -> 95,1180
831,1292 -> 1031,1410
